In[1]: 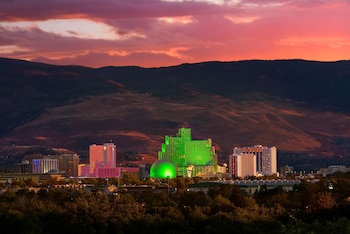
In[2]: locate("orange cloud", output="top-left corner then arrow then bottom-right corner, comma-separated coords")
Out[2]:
0,0 -> 349,67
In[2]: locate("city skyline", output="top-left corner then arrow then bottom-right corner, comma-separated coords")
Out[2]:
0,0 -> 349,68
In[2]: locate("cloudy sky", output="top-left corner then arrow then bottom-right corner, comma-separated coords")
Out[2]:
0,0 -> 349,68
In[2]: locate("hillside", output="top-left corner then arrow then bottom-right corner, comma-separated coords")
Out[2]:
1,58 -> 350,165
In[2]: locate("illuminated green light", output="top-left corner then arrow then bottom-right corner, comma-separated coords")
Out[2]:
150,159 -> 176,179
185,140 -> 212,165
157,128 -> 218,177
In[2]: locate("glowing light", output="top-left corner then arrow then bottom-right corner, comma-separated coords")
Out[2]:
158,128 -> 216,171
150,159 -> 176,179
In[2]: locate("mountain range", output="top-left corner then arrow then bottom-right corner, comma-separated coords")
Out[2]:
1,58 -> 350,168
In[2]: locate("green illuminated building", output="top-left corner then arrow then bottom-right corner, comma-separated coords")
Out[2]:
157,128 -> 218,177
150,159 -> 176,179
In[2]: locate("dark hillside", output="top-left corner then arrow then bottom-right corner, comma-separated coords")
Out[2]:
97,60 -> 350,111
1,58 -> 350,166
0,58 -> 120,136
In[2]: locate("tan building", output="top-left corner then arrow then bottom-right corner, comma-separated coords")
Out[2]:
233,145 -> 277,176
229,153 -> 256,178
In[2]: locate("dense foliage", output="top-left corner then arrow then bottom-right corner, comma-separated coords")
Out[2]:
0,175 -> 349,233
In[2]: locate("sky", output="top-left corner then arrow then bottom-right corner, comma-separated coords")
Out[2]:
0,0 -> 349,68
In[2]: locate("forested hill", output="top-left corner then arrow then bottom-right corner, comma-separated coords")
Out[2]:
1,58 -> 350,159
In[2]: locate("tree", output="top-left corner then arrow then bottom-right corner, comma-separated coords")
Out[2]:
229,185 -> 252,208
25,178 -> 36,187
313,192 -> 336,211
121,174 -> 141,185
176,176 -> 186,192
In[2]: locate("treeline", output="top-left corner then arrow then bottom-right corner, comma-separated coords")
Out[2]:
0,174 -> 350,233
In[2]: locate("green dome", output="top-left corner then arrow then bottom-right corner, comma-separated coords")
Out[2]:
150,159 -> 176,179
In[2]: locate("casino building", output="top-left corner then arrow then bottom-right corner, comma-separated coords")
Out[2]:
230,145 -> 277,178
154,128 -> 226,178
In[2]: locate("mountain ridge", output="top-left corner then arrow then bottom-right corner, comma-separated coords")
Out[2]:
1,57 -> 350,164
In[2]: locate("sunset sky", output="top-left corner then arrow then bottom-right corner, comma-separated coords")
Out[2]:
0,0 -> 349,68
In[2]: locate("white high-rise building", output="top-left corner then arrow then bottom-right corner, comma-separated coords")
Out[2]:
233,145 -> 277,176
229,153 -> 256,178
32,158 -> 59,174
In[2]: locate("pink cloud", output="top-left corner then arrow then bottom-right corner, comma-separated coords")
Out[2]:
0,0 -> 228,21
0,0 -> 349,67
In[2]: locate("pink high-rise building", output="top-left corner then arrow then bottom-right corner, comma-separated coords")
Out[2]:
89,143 -> 116,177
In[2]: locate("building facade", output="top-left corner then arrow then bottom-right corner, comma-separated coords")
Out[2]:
89,143 -> 117,177
317,165 -> 350,176
229,153 -> 256,178
233,145 -> 277,176
45,154 -> 79,177
32,158 -> 59,174
19,154 -> 80,177
17,160 -> 31,173
157,128 -> 220,177
280,165 -> 294,177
